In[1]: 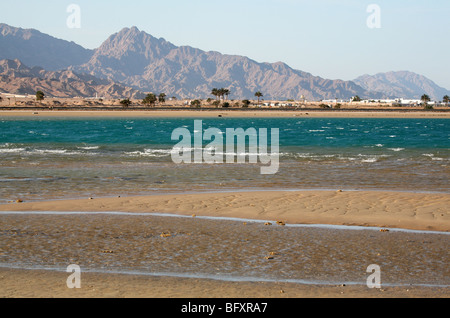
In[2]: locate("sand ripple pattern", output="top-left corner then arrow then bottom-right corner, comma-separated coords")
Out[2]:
1,214 -> 449,287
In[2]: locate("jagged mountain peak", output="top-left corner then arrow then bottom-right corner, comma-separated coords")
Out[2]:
97,26 -> 175,55
73,26 -> 371,100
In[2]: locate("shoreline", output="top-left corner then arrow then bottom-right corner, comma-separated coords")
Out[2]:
2,267 -> 447,298
1,109 -> 450,118
1,210 -> 449,236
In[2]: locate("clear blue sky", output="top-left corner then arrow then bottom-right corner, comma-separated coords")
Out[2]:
1,0 -> 449,89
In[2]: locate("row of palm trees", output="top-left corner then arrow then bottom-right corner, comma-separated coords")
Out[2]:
211,88 -> 264,105
421,94 -> 450,108
142,93 -> 166,106
210,88 -> 230,101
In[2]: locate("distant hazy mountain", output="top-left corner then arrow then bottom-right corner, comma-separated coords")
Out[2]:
1,23 -> 448,101
0,23 -> 93,71
0,59 -> 144,99
74,26 -> 373,100
353,71 -> 450,101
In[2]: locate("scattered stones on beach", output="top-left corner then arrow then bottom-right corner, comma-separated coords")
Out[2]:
264,251 -> 277,260
379,229 -> 390,232
264,222 -> 272,226
276,221 -> 286,226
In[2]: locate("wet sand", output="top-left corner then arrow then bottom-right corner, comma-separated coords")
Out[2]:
0,212 -> 449,298
2,267 -> 448,298
0,190 -> 449,298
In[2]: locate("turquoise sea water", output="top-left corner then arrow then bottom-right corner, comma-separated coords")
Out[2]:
0,116 -> 449,202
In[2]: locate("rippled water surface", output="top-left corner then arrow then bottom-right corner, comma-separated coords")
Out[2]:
0,117 -> 449,202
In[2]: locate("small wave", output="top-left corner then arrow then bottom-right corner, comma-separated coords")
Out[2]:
33,149 -> 69,154
0,148 -> 26,153
388,148 -> 405,152
361,158 -> 378,163
126,149 -> 173,157
14,149 -> 96,156
77,146 -> 100,150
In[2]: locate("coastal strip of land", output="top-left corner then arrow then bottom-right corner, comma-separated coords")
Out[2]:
1,109 -> 450,118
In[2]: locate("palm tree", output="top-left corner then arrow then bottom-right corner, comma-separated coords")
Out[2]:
120,98 -> 131,108
211,88 -> 219,100
223,88 -> 230,100
142,93 -> 157,107
443,95 -> 450,107
218,88 -> 225,101
421,94 -> 433,109
158,93 -> 166,104
36,90 -> 45,101
255,91 -> 263,106
421,94 -> 430,103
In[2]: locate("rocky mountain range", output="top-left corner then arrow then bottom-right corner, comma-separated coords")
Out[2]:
0,23 -> 92,71
1,23 -> 449,101
0,58 -> 144,99
353,71 -> 449,101
72,26 -> 372,100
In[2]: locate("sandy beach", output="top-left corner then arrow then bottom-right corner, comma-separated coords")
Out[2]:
1,190 -> 449,298
2,190 -> 449,232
